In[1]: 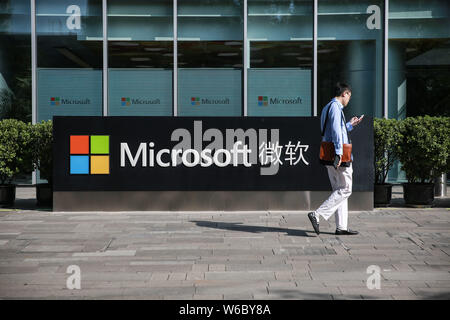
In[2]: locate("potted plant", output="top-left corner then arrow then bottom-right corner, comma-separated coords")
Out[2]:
31,120 -> 53,206
0,119 -> 33,207
397,116 -> 450,207
373,118 -> 401,206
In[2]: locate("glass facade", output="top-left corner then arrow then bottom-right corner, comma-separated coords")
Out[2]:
387,0 -> 450,182
108,0 -> 173,116
388,0 -> 450,119
0,0 -> 31,122
0,0 -> 32,184
1,0 -> 449,183
36,0 -> 103,122
248,0 -> 313,116
178,0 -> 243,116
318,0 -> 384,119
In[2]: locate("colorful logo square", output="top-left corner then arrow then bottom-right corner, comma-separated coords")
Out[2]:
258,96 -> 268,106
90,155 -> 110,174
91,135 -> 109,154
69,135 -> 110,175
121,97 -> 131,106
70,155 -> 89,174
50,97 -> 60,106
70,135 -> 89,154
191,97 -> 200,106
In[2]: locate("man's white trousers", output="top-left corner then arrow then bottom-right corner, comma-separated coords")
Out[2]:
315,164 -> 352,231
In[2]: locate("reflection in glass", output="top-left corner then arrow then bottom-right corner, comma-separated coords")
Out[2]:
0,0 -> 32,184
36,0 -> 103,122
387,0 -> 450,182
107,0 -> 173,116
0,0 -> 31,122
177,0 -> 243,116
318,0 -> 384,119
247,0 -> 313,116
388,0 -> 450,119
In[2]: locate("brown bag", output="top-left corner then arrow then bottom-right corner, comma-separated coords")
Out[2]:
320,141 -> 352,162
319,102 -> 352,165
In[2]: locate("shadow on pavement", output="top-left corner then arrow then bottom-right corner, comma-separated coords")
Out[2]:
190,220 -> 336,237
270,289 -> 450,300
422,292 -> 450,300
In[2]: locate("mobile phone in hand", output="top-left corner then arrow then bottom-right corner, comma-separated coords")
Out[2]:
333,155 -> 341,169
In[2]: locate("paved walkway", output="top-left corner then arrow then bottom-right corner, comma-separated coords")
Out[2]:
0,188 -> 449,300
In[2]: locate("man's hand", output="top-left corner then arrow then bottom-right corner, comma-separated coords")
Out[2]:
350,115 -> 364,127
333,155 -> 342,169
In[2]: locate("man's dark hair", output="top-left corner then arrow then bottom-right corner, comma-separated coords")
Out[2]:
334,82 -> 351,97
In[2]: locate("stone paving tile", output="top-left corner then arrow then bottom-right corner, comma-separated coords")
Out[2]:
338,287 -> 415,296
1,204 -> 450,299
391,295 -> 424,300
204,271 -> 276,281
193,294 -> 224,300
72,250 -> 136,257
209,264 -> 226,272
224,293 -> 253,299
382,271 -> 450,281
409,264 -> 450,271
426,281 -> 450,288
225,263 -> 292,272
310,271 -> 370,281
80,280 -> 150,289
150,273 -> 170,281
409,287 -> 450,298
195,284 -> 268,296
21,245 -> 85,253
168,273 -> 187,281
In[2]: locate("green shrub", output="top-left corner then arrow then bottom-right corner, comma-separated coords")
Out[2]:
0,119 -> 33,185
397,116 -> 450,183
31,120 -> 53,185
374,118 -> 402,184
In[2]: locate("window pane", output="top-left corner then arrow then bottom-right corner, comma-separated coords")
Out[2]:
36,0 -> 103,122
388,0 -> 450,182
0,0 -> 32,184
108,0 -> 173,116
178,0 -> 243,116
388,0 -> 450,119
318,0 -> 384,119
248,0 -> 313,116
0,0 -> 31,123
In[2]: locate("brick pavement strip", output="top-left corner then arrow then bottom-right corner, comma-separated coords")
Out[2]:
1,206 -> 450,299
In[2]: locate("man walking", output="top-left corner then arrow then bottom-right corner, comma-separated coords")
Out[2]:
308,82 -> 363,235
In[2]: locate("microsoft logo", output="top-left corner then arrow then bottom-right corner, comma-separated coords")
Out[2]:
258,96 -> 268,106
191,97 -> 200,106
121,97 -> 131,106
50,97 -> 60,106
70,135 -> 110,175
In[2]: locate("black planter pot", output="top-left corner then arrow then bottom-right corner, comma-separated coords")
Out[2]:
36,183 -> 52,206
374,183 -> 393,207
403,183 -> 434,207
0,184 -> 16,207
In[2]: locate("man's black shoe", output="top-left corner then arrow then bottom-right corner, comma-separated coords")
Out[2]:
308,212 -> 320,235
335,229 -> 359,235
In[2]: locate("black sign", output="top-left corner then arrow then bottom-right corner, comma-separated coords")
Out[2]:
53,116 -> 373,192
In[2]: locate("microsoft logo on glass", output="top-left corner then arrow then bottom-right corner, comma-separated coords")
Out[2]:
121,97 -> 131,106
70,135 -> 110,175
50,97 -> 60,106
258,96 -> 268,106
191,97 -> 200,106
258,96 -> 302,106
